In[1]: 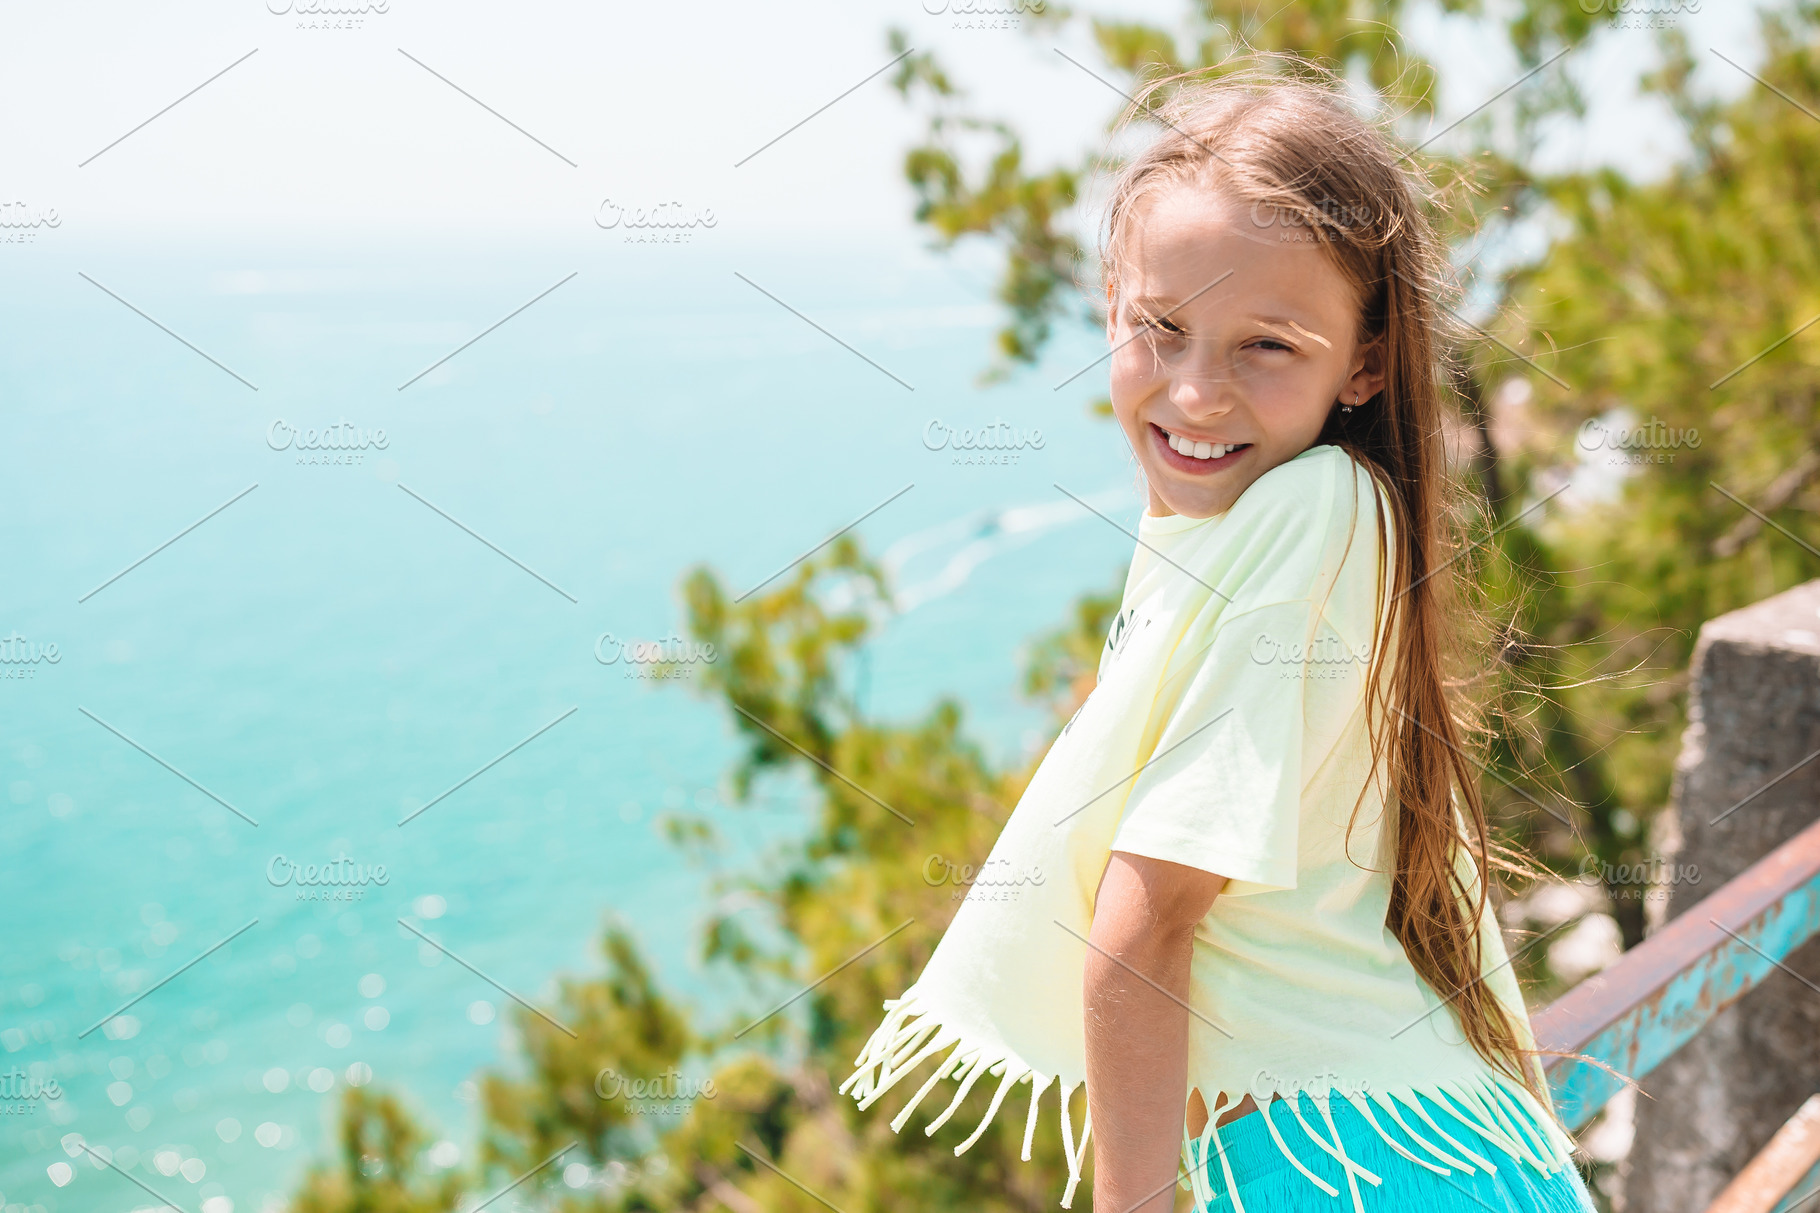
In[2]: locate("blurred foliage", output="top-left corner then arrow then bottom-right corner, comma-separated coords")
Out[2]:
1486,7 -> 1820,951
286,5 -> 1820,1212
287,1088 -> 464,1213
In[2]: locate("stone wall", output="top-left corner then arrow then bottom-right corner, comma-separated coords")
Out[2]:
1624,578 -> 1820,1213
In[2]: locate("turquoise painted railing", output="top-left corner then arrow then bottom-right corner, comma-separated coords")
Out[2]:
1533,813 -> 1820,1133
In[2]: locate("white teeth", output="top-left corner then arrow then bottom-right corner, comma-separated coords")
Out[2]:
1165,430 -> 1239,460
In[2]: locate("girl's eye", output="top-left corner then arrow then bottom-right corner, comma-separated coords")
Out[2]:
1247,338 -> 1292,352
1138,313 -> 1184,336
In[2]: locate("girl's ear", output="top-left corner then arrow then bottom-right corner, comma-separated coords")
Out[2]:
1104,282 -> 1118,343
1342,336 -> 1388,407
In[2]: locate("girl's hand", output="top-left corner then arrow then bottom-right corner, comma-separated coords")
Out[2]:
1085,851 -> 1227,1213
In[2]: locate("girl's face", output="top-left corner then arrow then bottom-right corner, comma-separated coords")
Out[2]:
1107,182 -> 1385,518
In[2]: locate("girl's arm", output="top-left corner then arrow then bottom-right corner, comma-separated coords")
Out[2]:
1085,851 -> 1227,1213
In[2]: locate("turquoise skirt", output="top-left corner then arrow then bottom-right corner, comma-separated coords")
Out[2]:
1186,1089 -> 1598,1212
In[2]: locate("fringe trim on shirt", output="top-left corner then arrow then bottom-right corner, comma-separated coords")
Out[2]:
844,993 -> 1578,1213
839,991 -> 1094,1207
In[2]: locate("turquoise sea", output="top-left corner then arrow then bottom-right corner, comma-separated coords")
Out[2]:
0,227 -> 1144,1212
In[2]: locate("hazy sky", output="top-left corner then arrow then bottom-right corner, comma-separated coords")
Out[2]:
0,0 -> 1773,245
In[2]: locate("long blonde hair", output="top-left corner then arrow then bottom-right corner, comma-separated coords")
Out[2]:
1101,61 -> 1547,1103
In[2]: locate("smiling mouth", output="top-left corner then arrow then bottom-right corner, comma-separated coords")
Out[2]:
1152,423 -> 1251,466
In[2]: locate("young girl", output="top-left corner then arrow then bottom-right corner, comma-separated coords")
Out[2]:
843,68 -> 1597,1213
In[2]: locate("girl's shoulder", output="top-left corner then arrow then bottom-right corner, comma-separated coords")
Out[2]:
1214,446 -> 1388,603
1185,446 -> 1389,670
1235,444 -> 1384,530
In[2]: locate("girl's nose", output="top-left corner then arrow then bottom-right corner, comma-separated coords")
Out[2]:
1167,345 -> 1233,417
